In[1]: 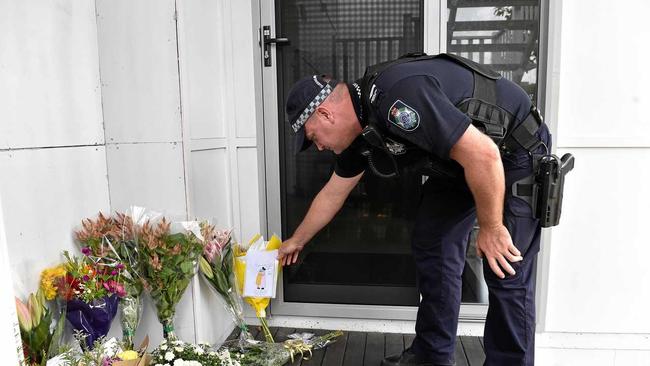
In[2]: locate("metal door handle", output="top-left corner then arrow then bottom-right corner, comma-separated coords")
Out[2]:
264,37 -> 290,45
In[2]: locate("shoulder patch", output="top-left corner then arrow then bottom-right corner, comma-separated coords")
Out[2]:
387,99 -> 420,131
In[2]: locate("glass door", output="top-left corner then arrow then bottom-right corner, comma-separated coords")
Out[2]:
261,0 -> 543,319
275,0 -> 425,307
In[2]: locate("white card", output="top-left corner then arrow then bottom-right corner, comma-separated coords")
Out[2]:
243,249 -> 278,298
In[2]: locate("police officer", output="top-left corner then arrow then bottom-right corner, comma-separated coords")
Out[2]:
278,54 -> 552,366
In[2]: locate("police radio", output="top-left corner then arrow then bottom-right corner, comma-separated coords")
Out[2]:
534,153 -> 575,227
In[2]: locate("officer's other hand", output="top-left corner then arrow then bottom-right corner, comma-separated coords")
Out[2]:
476,224 -> 523,279
278,237 -> 304,266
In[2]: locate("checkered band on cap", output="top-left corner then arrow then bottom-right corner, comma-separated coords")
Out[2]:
291,83 -> 333,132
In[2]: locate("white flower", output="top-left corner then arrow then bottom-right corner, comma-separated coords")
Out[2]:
193,346 -> 204,355
175,346 -> 184,352
160,344 -> 168,350
165,351 -> 176,361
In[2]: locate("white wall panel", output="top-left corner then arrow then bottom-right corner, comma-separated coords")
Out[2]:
614,351 -> 650,366
0,147 -> 110,298
536,348 -> 615,366
557,0 -> 650,147
96,0 -> 182,144
236,147 -> 261,243
0,0 -> 104,149
106,143 -> 187,216
226,1 -> 259,139
0,195 -> 22,366
545,147 -> 650,333
189,149 -> 231,227
176,0 -> 226,140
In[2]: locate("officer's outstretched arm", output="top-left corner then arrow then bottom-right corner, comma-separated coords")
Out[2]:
450,124 -> 523,279
278,170 -> 364,266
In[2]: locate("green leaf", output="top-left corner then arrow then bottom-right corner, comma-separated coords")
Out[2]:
48,308 -> 66,357
180,261 -> 194,274
213,270 -> 230,294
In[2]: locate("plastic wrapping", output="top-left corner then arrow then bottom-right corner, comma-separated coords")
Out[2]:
15,289 -> 67,366
222,330 -> 344,366
113,208 -> 150,349
118,295 -> 143,350
199,224 -> 255,348
136,214 -> 203,340
233,234 -> 282,343
75,209 -> 149,349
66,294 -> 119,349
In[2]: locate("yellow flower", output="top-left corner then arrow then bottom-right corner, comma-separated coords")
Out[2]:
39,265 -> 66,301
234,234 -> 282,342
117,350 -> 139,360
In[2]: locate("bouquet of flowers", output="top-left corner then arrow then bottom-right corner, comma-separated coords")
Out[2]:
56,251 -> 126,349
75,211 -> 145,350
137,218 -> 203,340
15,288 -> 66,366
49,337 -> 150,366
198,224 -> 252,345
151,339 -> 240,366
232,234 -> 282,343
224,330 -> 344,366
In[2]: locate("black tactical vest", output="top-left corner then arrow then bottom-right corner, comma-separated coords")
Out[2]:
357,52 -> 543,179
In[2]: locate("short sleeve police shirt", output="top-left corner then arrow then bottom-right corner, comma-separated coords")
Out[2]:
334,58 -> 474,177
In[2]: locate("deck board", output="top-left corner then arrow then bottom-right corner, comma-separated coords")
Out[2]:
223,326 -> 485,365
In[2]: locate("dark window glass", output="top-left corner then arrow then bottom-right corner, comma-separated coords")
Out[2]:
446,1 -> 541,304
278,0 -> 424,306
277,0 -> 541,307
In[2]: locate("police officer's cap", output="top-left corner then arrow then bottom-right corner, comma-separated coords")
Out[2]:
286,75 -> 339,154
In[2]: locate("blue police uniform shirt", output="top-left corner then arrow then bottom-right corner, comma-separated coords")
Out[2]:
334,56 -> 534,178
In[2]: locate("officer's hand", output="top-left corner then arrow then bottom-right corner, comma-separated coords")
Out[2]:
278,237 -> 305,266
476,224 -> 523,279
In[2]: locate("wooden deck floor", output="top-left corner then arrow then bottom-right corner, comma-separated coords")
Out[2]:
227,326 -> 485,366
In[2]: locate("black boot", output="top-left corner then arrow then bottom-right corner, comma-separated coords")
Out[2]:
380,348 -> 442,366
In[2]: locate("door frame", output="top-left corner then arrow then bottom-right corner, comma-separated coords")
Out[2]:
257,0 -> 547,322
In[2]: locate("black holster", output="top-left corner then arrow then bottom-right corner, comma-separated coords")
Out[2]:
513,153 -> 575,227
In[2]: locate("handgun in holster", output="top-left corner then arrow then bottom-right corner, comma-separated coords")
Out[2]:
513,153 -> 575,227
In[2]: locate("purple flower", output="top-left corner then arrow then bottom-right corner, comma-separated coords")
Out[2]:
116,263 -> 125,270
81,247 -> 91,256
111,270 -> 117,276
82,275 -> 90,282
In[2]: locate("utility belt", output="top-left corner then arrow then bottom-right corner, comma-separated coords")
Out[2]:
357,52 -> 575,227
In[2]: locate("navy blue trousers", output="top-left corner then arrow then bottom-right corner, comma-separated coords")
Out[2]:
410,127 -> 551,366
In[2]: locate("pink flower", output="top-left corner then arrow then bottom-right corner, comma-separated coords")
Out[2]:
81,247 -> 92,256
214,229 -> 232,251
203,242 -> 218,262
104,280 -> 127,297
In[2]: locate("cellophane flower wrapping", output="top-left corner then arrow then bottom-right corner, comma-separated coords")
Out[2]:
233,234 -> 282,343
75,210 -> 148,350
137,217 -> 203,340
66,295 -> 119,349
48,336 -> 150,366
15,288 -> 67,366
199,224 -> 252,348
56,252 -> 127,350
221,330 -> 344,366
